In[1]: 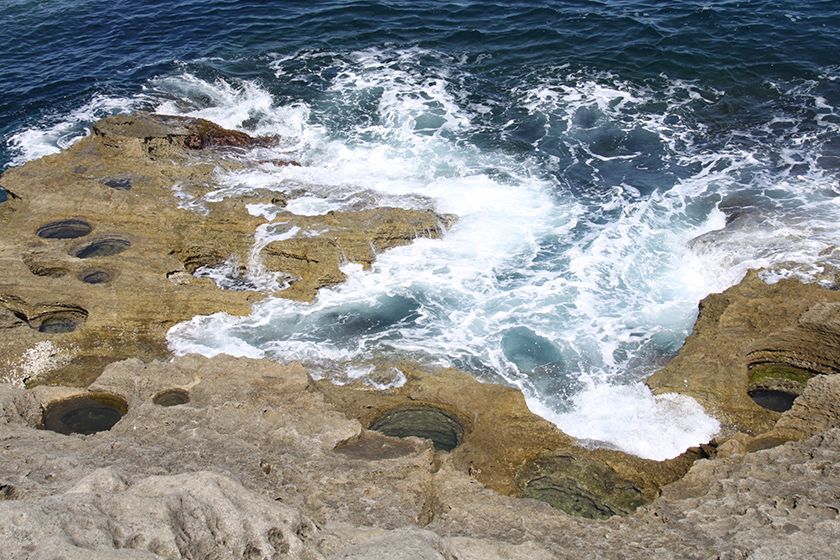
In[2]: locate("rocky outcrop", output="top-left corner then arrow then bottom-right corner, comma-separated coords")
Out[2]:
2,110 -> 840,557
0,355 -> 838,559
647,270 -> 840,435
0,113 -> 447,386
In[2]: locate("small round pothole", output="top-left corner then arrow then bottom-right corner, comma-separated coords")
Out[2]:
78,269 -> 112,284
36,219 -> 92,239
41,393 -> 128,435
153,388 -> 190,407
369,406 -> 465,452
748,389 -> 797,412
101,177 -> 133,190
72,236 -> 131,259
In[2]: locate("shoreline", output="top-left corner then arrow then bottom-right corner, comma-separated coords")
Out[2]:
1,113 -> 839,558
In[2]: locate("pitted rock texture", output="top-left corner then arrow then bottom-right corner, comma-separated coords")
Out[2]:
0,113 -> 447,386
647,270 -> 840,434
0,356 -> 838,559
316,364 -> 698,518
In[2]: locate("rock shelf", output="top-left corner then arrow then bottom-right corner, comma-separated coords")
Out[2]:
0,113 -> 838,558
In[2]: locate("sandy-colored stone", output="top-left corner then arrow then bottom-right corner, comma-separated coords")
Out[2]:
647,270 -> 840,434
317,364 -> 699,519
0,355 -> 838,559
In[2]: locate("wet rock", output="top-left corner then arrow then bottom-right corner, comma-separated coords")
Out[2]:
92,112 -> 274,155
261,209 -> 452,302
516,453 -> 645,519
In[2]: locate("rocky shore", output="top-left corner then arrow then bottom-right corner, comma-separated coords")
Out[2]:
1,114 -> 838,559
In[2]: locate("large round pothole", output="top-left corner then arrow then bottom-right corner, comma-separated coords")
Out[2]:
36,219 -> 92,239
41,393 -> 128,435
153,388 -> 190,407
72,236 -> 131,259
516,454 -> 646,519
30,307 -> 88,334
748,389 -> 797,413
369,406 -> 465,452
746,363 -> 812,412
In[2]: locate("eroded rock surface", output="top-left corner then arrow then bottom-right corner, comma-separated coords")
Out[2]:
0,113 -> 447,386
647,270 -> 840,434
0,355 -> 838,559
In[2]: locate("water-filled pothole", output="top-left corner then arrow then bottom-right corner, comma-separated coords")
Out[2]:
748,389 -> 797,412
72,236 -> 131,259
30,307 -> 88,334
153,388 -> 190,407
369,406 -> 465,451
516,454 -> 646,519
78,269 -> 112,284
36,219 -> 92,239
41,392 -> 128,435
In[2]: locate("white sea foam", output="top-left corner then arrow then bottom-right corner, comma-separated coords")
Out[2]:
528,383 -> 720,461
6,93 -> 146,166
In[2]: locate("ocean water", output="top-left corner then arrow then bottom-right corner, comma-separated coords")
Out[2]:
3,1 -> 840,460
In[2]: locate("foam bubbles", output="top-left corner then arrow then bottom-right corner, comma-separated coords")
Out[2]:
7,94 -> 146,166
12,47 -> 840,460
529,383 -> 720,461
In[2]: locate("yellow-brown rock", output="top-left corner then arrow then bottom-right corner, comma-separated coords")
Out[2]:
0,113 -> 447,386
317,363 -> 700,519
647,270 -> 840,435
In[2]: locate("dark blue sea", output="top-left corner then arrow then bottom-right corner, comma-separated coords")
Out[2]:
3,1 -> 839,458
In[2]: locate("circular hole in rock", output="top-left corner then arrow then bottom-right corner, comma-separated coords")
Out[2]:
36,219 -> 92,240
73,236 -> 131,259
749,389 -> 797,412
79,269 -> 111,284
32,309 -> 88,334
42,392 -> 128,435
153,388 -> 190,407
369,406 -> 464,452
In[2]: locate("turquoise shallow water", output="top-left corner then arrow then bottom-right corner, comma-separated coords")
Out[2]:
3,1 -> 840,458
